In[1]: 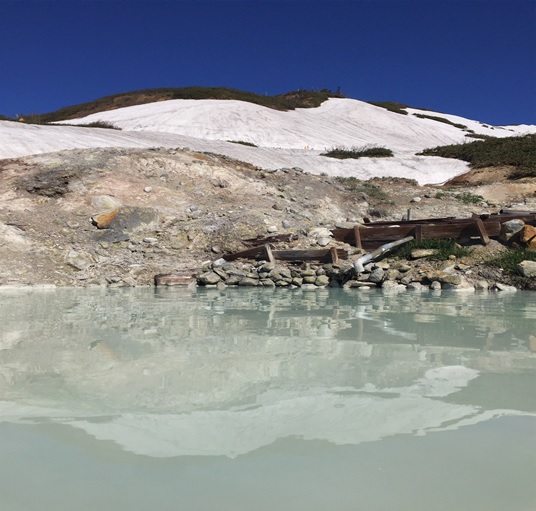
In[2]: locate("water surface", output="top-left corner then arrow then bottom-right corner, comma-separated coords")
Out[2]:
1,287 -> 535,511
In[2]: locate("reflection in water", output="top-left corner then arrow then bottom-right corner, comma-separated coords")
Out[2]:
1,287 -> 535,459
0,288 -> 536,511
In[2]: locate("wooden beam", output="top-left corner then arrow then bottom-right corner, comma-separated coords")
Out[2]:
415,224 -> 423,242
474,218 -> 490,245
264,244 -> 275,263
223,245 -> 266,261
330,247 -> 339,264
353,225 -> 362,248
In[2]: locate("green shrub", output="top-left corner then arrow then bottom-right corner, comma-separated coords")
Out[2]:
413,113 -> 467,129
335,178 -> 389,200
485,248 -> 536,274
368,101 -> 408,115
394,239 -> 472,260
322,146 -> 393,159
420,134 -> 536,178
77,121 -> 121,130
455,192 -> 484,204
227,140 -> 257,147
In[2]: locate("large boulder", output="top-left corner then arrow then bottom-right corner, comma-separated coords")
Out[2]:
500,219 -> 525,242
517,260 -> 536,278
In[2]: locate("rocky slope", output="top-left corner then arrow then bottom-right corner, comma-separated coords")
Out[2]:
0,146 -> 534,289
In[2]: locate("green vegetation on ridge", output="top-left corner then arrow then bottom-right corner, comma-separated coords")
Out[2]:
19,87 -> 344,123
420,134 -> 536,178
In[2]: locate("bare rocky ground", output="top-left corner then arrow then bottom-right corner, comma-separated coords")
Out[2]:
0,146 -> 535,288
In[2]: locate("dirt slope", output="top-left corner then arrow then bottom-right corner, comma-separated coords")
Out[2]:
0,147 -> 534,287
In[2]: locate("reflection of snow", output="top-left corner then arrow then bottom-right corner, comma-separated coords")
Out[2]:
393,365 -> 480,398
1,367 -> 532,458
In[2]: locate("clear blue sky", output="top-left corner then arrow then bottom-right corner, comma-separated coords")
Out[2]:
1,0 -> 535,125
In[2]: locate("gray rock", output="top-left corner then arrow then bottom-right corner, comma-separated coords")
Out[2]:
198,271 -> 221,285
517,260 -> 536,277
382,280 -> 406,292
238,277 -> 259,286
442,277 -> 474,292
91,195 -> 122,211
411,249 -> 436,259
368,268 -> 385,283
308,227 -> 332,238
474,280 -> 490,290
494,283 -> 518,292
500,219 -> 525,241
64,250 -> 94,270
314,275 -> 330,287
93,230 -> 130,243
407,282 -> 426,292
343,281 -> 374,289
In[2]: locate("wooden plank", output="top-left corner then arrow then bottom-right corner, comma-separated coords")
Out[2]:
361,213 -> 536,227
419,222 -> 498,239
415,224 -> 423,242
474,218 -> 490,245
271,249 -> 348,262
330,247 -> 339,264
242,233 -> 296,246
353,225 -> 362,249
224,245 -> 266,261
264,244 -> 275,263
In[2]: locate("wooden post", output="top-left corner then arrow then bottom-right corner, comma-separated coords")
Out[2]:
415,224 -> 423,242
474,218 -> 490,245
264,244 -> 275,263
353,225 -> 362,249
330,247 -> 339,264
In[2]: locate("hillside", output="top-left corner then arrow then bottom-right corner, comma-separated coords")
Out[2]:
17,87 -> 344,123
2,91 -> 535,186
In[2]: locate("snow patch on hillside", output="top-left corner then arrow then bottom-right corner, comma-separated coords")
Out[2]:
1,98 -> 534,185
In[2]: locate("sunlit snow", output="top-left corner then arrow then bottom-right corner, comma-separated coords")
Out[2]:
1,98 -> 534,184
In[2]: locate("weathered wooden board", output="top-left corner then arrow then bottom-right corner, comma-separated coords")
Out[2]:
271,249 -> 349,262
224,246 -> 348,263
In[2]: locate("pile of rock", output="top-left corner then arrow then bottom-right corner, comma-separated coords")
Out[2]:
192,257 -> 517,293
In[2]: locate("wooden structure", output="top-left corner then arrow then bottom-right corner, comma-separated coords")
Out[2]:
222,212 -> 536,264
224,244 -> 348,264
333,212 -> 536,250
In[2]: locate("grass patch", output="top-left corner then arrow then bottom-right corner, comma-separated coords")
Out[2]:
322,146 -> 393,159
76,121 -> 121,130
368,101 -> 408,115
335,178 -> 390,200
394,239 -> 472,260
413,113 -> 467,129
455,192 -> 485,204
464,133 -> 492,140
419,134 -> 536,178
227,140 -> 257,147
485,248 -> 536,274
